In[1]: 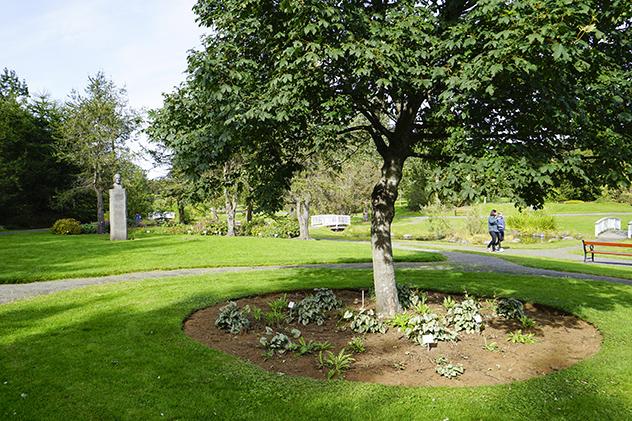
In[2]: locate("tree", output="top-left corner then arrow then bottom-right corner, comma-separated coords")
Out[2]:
0,70 -> 79,227
56,73 -> 139,233
161,0 -> 631,315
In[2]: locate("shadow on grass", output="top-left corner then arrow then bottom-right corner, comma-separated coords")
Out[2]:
0,268 -> 631,419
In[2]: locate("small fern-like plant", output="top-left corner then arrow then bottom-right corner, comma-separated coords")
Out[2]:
268,294 -> 289,313
442,296 -> 456,310
318,349 -> 355,380
519,315 -> 537,329
507,330 -> 536,344
347,336 -> 366,353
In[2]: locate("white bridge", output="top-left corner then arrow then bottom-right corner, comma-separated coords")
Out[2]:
594,217 -> 632,239
311,214 -> 351,231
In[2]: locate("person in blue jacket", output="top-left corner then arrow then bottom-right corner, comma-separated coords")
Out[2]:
496,212 -> 505,252
487,209 -> 499,252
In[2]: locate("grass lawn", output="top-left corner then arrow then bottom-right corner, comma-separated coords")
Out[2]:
1,268 -> 631,419
0,232 -> 441,284
490,253 -> 632,281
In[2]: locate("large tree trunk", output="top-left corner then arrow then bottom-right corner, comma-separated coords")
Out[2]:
177,201 -> 186,224
246,201 -> 253,223
371,156 -> 404,317
95,187 -> 105,234
296,197 -> 310,240
225,188 -> 237,237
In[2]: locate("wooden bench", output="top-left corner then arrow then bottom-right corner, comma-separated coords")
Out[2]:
582,240 -> 632,262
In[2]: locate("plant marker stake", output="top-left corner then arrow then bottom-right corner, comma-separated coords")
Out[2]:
361,290 -> 365,309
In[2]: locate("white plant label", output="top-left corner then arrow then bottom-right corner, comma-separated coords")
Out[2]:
288,301 -> 295,309
474,314 -> 483,324
422,334 -> 435,345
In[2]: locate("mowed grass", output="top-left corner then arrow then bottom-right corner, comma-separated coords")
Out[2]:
1,269 -> 632,419
0,232 -> 442,283
492,253 -> 632,281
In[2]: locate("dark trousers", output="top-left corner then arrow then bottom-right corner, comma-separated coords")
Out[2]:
488,231 -> 499,251
498,230 -> 505,248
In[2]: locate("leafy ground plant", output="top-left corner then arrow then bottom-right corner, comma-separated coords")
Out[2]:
346,337 -> 366,353
507,330 -> 537,344
290,288 -> 341,326
341,308 -> 388,334
268,294 -> 289,313
442,296 -> 456,310
317,349 -> 355,380
388,312 -> 412,330
444,298 -> 483,333
519,315 -> 537,329
405,313 -> 458,345
482,339 -> 500,352
215,302 -> 251,334
435,356 -> 465,379
291,338 -> 332,356
496,298 -> 525,319
259,329 -> 293,354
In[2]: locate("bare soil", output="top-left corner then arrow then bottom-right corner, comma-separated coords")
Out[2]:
183,289 -> 601,387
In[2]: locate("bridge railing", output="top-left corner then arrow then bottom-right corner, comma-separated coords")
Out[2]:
311,214 -> 351,228
595,217 -> 621,237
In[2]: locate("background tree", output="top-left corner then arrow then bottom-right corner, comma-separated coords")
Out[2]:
159,0 -> 631,315
56,72 -> 139,233
0,69 -> 79,227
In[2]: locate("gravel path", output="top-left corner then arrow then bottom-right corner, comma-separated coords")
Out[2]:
2,245 -> 632,305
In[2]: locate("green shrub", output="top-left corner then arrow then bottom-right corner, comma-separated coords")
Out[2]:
465,207 -> 486,236
51,218 -> 82,235
243,216 -> 300,239
396,283 -> 420,310
506,211 -> 557,235
215,302 -> 251,334
290,338 -> 332,356
80,223 -> 99,234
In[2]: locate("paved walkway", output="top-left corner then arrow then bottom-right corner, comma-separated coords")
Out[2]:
2,247 -> 632,305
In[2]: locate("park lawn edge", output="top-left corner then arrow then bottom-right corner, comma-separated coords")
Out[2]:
1,268 -> 631,419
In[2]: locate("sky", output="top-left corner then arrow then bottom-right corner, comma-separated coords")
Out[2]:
1,0 -> 205,176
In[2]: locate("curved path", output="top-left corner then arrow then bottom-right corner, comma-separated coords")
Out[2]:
2,248 -> 631,305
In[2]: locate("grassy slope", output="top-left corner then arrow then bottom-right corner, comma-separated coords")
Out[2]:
1,269 -> 631,420
0,232 -> 442,284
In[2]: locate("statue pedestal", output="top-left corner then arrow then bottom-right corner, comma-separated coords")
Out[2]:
109,186 -> 128,241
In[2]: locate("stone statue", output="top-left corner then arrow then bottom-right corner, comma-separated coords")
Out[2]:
109,173 -> 127,240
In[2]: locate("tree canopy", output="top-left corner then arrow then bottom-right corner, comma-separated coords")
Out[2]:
151,0 -> 631,314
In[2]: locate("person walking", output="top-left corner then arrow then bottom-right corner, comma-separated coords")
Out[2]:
487,210 -> 499,252
496,212 -> 506,252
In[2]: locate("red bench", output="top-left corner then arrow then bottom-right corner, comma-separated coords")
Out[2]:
582,240 -> 632,262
